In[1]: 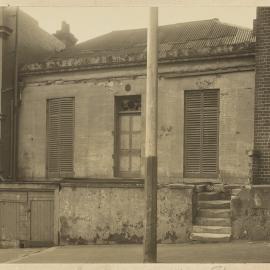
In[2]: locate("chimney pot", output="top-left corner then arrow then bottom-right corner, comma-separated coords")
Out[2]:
53,21 -> 77,48
61,21 -> 70,33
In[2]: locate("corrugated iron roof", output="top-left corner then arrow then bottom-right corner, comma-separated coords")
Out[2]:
21,18 -> 255,74
55,18 -> 255,59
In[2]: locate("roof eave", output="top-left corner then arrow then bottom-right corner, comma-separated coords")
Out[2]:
19,50 -> 255,77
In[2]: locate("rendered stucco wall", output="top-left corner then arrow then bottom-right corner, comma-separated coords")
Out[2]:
59,185 -> 193,244
158,70 -> 255,184
231,186 -> 270,240
18,59 -> 254,184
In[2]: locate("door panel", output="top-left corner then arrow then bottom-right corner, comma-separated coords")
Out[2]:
0,202 -> 20,241
120,133 -> 130,149
119,154 -> 129,172
30,200 -> 54,242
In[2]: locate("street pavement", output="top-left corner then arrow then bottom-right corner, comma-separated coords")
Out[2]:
1,241 -> 270,263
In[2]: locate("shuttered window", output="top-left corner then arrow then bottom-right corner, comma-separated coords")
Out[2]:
47,97 -> 74,178
184,90 -> 219,178
115,96 -> 141,178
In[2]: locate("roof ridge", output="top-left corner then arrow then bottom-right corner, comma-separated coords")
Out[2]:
110,18 -> 220,34
54,17 -> 255,59
219,21 -> 252,31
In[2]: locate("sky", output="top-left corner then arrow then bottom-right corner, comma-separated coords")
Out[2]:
21,6 -> 257,43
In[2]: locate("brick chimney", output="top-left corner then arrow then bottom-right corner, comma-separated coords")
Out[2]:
53,21 -> 77,48
253,7 -> 270,183
253,19 -> 256,36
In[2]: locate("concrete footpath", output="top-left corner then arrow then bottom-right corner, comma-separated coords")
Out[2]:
1,241 -> 270,263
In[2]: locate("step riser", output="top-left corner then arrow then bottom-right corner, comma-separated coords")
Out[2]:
196,218 -> 231,226
192,226 -> 231,234
198,192 -> 230,201
198,201 -> 230,209
190,233 -> 230,243
198,209 -> 231,218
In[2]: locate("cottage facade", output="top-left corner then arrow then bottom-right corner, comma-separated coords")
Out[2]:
1,8 -> 270,247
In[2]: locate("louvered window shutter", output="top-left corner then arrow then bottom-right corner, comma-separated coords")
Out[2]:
184,90 -> 219,178
47,97 -> 74,178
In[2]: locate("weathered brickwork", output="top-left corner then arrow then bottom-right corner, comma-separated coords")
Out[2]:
254,7 -> 270,183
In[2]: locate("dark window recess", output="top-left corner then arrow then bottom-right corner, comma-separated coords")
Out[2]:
184,90 -> 219,178
47,97 -> 74,178
115,95 -> 141,178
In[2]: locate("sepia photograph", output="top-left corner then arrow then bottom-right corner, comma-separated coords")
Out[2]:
0,0 -> 269,266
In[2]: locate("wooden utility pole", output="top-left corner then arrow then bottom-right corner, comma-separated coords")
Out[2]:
143,6 -> 158,263
0,8 -> 4,178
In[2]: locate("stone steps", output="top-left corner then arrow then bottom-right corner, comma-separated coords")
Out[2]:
190,188 -> 232,243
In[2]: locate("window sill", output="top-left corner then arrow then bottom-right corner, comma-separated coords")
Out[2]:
60,177 -> 144,188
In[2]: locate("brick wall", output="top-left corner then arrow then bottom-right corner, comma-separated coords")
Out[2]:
254,7 -> 270,183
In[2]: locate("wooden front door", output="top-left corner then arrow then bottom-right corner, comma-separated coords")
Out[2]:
118,113 -> 141,177
116,96 -> 141,178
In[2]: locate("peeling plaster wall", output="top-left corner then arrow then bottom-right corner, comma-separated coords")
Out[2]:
231,186 -> 270,240
59,186 -> 192,244
158,71 -> 254,184
18,75 -> 146,179
18,58 -> 254,184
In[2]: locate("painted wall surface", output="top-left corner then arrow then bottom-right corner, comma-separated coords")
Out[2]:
18,59 -> 254,184
59,186 -> 192,244
158,71 -> 255,184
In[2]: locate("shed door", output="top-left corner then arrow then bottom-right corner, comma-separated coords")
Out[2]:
0,202 -> 20,242
29,192 -> 54,246
0,192 -> 27,247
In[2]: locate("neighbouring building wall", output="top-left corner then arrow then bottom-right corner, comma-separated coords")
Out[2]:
18,58 -> 254,185
0,7 -> 64,179
254,7 -> 270,184
59,185 -> 193,244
